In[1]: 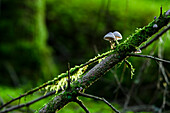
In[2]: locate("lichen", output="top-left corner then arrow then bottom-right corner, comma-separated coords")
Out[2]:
125,60 -> 135,79
44,65 -> 89,94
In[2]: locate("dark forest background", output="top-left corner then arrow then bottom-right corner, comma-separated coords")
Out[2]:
0,0 -> 170,112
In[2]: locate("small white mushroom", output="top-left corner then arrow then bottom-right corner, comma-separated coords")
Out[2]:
153,24 -> 158,28
113,31 -> 123,41
134,49 -> 142,53
104,31 -> 123,49
104,32 -> 116,49
103,32 -> 116,41
165,9 -> 170,16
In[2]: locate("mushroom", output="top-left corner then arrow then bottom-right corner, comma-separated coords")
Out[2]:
153,24 -> 158,28
134,49 -> 142,53
104,31 -> 123,49
113,31 -> 122,40
113,31 -> 123,45
165,9 -> 170,16
103,32 -> 115,41
104,32 -> 116,49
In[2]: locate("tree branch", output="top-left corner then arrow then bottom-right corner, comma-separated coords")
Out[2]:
2,23 -> 169,111
0,82 -> 52,110
0,91 -> 56,113
78,92 -> 120,113
74,98 -> 90,113
38,10 -> 170,113
140,25 -> 170,50
2,9 -> 168,113
158,86 -> 167,113
128,53 -> 170,64
124,105 -> 160,112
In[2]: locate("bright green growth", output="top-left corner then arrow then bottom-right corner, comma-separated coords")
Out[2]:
43,50 -> 115,94
125,60 -> 135,79
45,65 -> 88,94
19,49 -> 115,99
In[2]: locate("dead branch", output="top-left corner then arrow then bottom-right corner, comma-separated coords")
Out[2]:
140,25 -> 170,50
38,10 -> 170,112
128,54 -> 170,64
78,92 -> 120,113
125,105 -> 160,112
0,91 -> 55,113
74,98 -> 90,113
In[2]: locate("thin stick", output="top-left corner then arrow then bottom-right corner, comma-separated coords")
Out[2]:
67,62 -> 71,89
78,92 -> 120,113
74,98 -> 90,113
0,91 -> 56,113
123,84 -> 135,110
110,70 -> 126,96
0,83 -> 51,110
160,6 -> 162,17
159,86 -> 167,113
140,25 -> 170,50
125,105 -> 160,112
128,53 -> 170,64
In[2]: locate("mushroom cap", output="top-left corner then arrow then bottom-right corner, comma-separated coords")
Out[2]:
113,31 -> 122,40
134,49 -> 142,53
153,24 -> 158,28
165,9 -> 170,16
103,32 -> 116,41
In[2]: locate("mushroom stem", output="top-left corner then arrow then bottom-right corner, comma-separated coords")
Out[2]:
109,40 -> 115,49
115,39 -> 119,45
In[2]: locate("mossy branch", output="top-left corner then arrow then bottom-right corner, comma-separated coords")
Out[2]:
38,10 -> 170,113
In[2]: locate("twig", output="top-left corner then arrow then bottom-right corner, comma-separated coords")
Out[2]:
123,84 -> 135,110
158,86 -> 167,113
0,91 -> 56,113
78,92 -> 120,113
128,53 -> 170,64
110,70 -> 126,96
140,25 -> 170,50
124,48 -> 156,110
158,38 -> 168,113
74,98 -> 90,113
158,40 -> 169,84
7,95 -> 14,99
67,62 -> 71,89
0,83 -> 51,110
160,6 -> 162,17
125,105 -> 160,112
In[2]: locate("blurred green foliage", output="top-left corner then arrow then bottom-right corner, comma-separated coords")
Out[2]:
0,0 -> 57,86
0,0 -> 170,112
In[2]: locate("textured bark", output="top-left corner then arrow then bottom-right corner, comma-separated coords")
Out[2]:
39,10 -> 170,113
